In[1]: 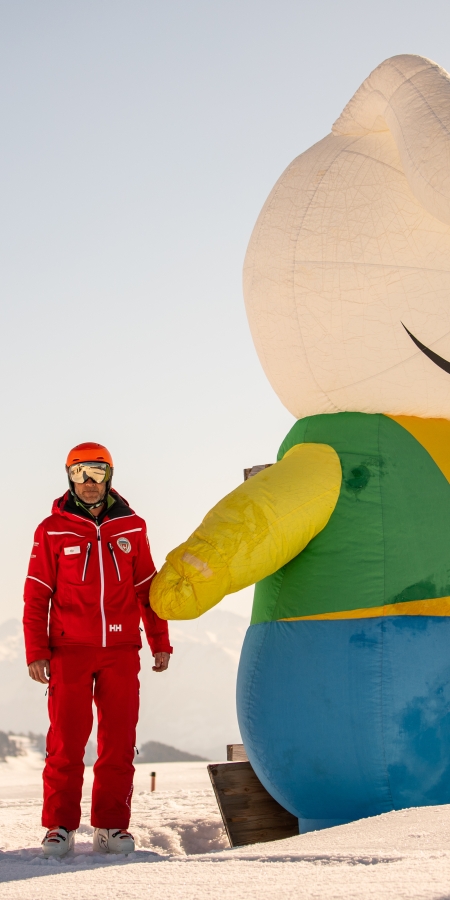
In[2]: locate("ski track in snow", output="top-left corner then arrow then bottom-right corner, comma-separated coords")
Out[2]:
2,746 -> 450,897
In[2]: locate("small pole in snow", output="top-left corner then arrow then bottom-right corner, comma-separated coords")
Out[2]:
150,771 -> 156,792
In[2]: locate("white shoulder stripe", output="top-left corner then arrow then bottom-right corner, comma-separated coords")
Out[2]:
26,575 -> 53,592
111,528 -> 142,537
47,531 -> 84,537
134,571 -> 156,588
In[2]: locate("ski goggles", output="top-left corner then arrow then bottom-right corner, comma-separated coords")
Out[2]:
68,462 -> 112,484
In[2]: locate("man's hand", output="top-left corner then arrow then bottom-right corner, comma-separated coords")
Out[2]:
152,652 -> 170,673
28,659 -> 50,684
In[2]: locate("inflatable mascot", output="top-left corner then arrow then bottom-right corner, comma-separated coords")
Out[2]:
152,55 -> 450,831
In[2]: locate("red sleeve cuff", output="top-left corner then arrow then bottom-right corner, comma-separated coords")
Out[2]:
26,647 -> 50,666
148,636 -> 173,655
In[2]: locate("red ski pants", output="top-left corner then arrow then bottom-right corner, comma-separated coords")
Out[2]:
42,645 -> 140,831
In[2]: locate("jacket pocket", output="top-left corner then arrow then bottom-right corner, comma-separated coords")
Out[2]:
82,542 -> 92,582
58,537 -> 94,585
108,543 -> 121,581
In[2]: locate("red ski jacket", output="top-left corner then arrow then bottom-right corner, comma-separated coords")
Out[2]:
23,490 -> 172,665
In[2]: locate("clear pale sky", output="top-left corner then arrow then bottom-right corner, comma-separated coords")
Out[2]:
1,0 -> 449,625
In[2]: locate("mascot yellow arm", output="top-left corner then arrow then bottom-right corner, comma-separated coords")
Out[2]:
151,443 -> 342,619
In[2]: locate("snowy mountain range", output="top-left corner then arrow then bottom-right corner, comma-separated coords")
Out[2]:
0,608 -> 249,760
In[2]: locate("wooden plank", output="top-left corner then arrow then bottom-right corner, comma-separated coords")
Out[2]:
243,464 -> 273,481
208,761 -> 299,848
226,743 -> 248,762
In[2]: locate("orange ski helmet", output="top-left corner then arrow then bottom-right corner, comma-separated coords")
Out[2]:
66,442 -> 114,504
66,442 -> 113,469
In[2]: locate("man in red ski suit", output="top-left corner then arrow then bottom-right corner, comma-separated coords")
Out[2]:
23,442 -> 172,858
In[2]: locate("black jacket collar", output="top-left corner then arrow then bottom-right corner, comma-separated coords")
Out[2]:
58,489 -> 134,525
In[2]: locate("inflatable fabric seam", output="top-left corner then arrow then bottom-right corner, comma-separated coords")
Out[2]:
278,596 -> 450,620
387,415 -> 450,485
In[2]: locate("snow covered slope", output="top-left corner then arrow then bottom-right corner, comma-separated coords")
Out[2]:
0,609 -> 248,758
1,745 -> 450,898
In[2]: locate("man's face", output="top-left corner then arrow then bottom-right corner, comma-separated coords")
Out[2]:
74,478 -> 107,506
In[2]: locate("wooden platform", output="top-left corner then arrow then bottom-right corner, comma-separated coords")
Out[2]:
208,759 -> 299,848
226,743 -> 248,762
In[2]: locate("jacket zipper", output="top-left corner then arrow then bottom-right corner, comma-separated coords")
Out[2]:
82,542 -> 92,582
64,512 -> 136,649
97,527 -> 106,647
108,543 -> 121,581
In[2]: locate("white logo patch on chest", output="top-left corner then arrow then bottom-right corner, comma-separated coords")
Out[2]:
117,537 -> 131,554
64,546 -> 81,555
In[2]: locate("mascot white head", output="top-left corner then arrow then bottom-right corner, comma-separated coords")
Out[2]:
244,54 -> 450,418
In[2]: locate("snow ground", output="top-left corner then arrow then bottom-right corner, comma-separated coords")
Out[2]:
2,741 -> 450,899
